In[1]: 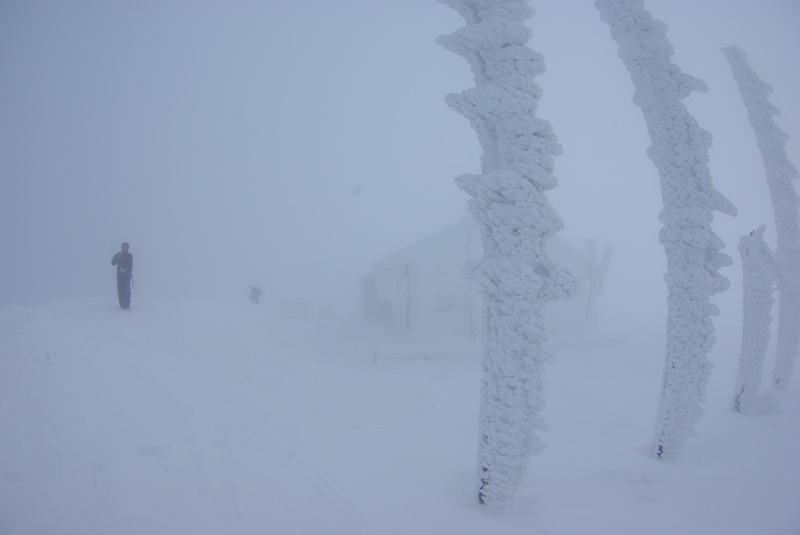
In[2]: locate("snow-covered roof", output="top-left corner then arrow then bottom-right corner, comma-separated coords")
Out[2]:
371,223 -> 464,273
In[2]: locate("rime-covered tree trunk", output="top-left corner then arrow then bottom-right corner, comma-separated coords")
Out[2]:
596,0 -> 736,460
723,46 -> 800,389
733,226 -> 775,412
437,0 -> 575,512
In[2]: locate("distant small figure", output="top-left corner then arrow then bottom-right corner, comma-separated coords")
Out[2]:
111,242 -> 133,310
249,285 -> 263,304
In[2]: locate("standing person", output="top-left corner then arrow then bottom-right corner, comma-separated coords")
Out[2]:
111,242 -> 133,310
248,285 -> 263,304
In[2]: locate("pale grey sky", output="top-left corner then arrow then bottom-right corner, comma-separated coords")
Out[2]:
1,0 -> 798,335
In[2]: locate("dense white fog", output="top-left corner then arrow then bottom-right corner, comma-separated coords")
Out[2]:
2,2 -> 800,530
1,0 -> 798,338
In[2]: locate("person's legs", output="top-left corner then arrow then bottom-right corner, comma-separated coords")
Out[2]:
117,276 -> 131,309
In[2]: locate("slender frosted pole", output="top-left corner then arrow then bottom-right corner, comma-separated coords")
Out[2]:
733,226 -> 775,412
723,46 -> 800,389
438,0 -> 575,512
596,0 -> 736,460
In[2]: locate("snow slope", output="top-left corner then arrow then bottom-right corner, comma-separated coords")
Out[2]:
1,298 -> 798,534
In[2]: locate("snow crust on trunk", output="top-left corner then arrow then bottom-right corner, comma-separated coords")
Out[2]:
733,226 -> 775,412
723,46 -> 800,390
437,0 -> 575,513
595,0 -> 736,461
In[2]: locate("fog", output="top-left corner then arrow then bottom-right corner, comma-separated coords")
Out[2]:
1,0 -> 798,337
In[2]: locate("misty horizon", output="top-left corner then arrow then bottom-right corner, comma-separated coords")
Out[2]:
1,0 -> 798,338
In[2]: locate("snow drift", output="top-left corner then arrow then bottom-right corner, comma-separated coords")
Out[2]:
1,298 -> 798,534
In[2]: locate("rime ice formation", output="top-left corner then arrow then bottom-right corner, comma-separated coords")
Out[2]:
437,0 -> 576,512
723,46 -> 800,389
596,0 -> 736,460
733,226 -> 775,412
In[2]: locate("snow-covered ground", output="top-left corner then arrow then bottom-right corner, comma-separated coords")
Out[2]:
1,298 -> 798,534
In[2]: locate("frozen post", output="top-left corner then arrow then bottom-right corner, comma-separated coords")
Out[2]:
723,46 -> 800,389
437,0 -> 575,512
733,226 -> 775,412
596,0 -> 737,460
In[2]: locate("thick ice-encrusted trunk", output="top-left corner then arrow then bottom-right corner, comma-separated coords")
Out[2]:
733,226 -> 775,412
437,0 -> 575,512
596,0 -> 736,460
723,46 -> 800,389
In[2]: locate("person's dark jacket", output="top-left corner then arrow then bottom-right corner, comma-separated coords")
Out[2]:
111,252 -> 133,278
